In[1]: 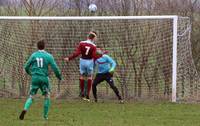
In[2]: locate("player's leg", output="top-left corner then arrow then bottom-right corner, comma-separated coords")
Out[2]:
19,77 -> 39,120
83,76 -> 88,97
85,75 -> 92,99
105,73 -> 122,101
40,77 -> 51,120
85,59 -> 94,100
92,73 -> 105,102
19,95 -> 35,120
79,75 -> 85,97
43,93 -> 50,120
79,59 -> 87,98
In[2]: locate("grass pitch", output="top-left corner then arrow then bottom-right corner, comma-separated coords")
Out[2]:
0,99 -> 200,126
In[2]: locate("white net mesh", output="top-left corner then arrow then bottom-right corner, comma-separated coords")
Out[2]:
0,16 -> 199,102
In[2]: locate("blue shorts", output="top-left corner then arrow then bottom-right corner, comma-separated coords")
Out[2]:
79,58 -> 94,76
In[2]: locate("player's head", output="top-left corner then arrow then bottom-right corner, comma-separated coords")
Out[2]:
37,39 -> 46,50
87,31 -> 97,40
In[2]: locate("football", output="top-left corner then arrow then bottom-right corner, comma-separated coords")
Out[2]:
88,4 -> 97,12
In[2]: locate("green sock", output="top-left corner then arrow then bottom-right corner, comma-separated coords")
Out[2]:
24,97 -> 33,111
43,98 -> 50,118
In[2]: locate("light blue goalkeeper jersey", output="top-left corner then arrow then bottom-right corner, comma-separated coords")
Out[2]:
95,54 -> 116,74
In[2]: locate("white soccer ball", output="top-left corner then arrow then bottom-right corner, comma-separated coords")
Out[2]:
88,4 -> 97,12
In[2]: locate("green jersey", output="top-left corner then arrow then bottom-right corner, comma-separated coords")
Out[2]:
24,50 -> 62,80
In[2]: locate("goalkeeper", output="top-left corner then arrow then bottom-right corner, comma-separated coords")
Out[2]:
19,40 -> 62,120
92,48 -> 123,103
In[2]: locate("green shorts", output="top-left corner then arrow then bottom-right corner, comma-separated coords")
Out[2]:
29,76 -> 50,96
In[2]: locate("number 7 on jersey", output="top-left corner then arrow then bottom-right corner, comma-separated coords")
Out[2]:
85,46 -> 90,55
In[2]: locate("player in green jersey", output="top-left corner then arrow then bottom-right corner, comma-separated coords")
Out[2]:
19,40 -> 62,120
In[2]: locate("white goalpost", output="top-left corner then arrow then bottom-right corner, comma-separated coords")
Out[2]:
172,16 -> 178,102
0,16 -> 198,102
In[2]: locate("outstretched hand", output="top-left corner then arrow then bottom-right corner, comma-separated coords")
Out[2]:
64,57 -> 69,61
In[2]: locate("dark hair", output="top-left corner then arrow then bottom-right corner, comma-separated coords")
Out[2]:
88,31 -> 97,39
37,40 -> 45,50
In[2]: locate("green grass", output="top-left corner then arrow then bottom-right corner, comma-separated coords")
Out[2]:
1,99 -> 200,126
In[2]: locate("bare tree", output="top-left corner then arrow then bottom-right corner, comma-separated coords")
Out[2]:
21,0 -> 60,16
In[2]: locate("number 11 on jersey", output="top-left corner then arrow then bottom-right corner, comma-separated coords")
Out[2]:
36,58 -> 43,68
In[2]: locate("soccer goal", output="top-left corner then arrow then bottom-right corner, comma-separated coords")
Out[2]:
0,16 -> 198,102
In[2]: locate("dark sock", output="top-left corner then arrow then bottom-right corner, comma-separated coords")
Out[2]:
92,84 -> 97,100
112,86 -> 122,100
87,79 -> 92,99
84,80 -> 88,96
80,79 -> 85,96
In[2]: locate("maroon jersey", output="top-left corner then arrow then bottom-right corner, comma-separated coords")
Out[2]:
68,40 -> 96,60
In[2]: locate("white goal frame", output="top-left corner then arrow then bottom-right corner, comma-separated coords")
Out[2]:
0,15 -> 178,102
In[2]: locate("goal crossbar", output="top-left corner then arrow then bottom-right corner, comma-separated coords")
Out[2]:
0,15 -> 178,20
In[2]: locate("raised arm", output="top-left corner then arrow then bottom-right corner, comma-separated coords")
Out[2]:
66,43 -> 81,61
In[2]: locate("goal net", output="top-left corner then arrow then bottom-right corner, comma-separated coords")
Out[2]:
0,16 -> 199,102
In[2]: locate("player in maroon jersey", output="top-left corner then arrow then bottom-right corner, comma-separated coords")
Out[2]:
64,31 -> 97,101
